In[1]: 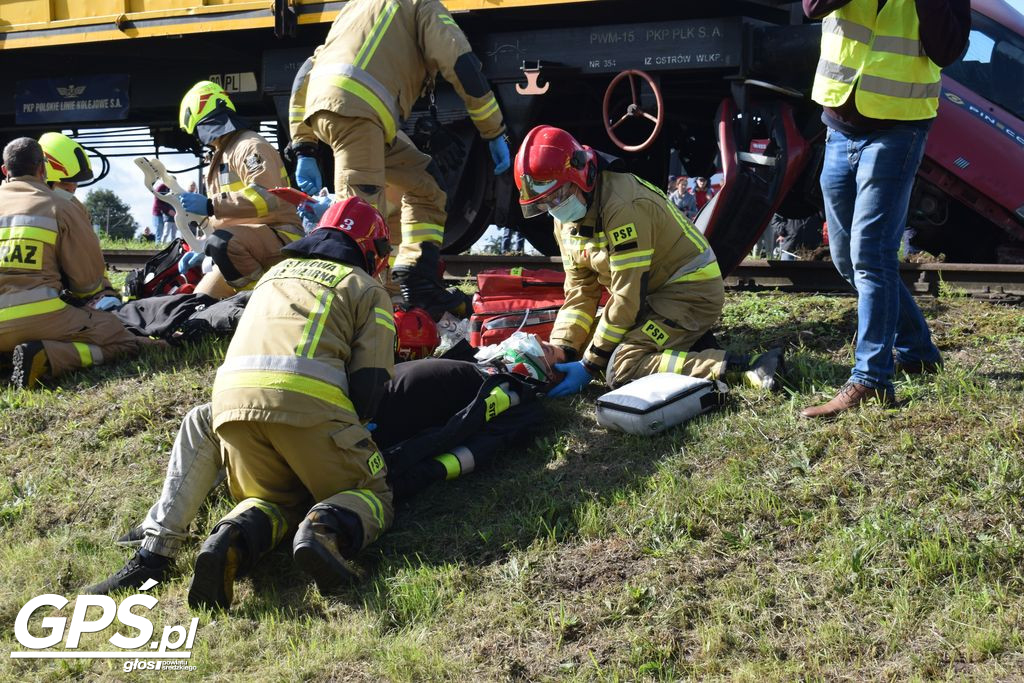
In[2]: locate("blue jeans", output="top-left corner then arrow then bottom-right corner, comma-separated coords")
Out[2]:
821,126 -> 941,391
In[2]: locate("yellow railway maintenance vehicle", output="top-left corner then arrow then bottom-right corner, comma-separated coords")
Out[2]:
3,1 -> 1019,266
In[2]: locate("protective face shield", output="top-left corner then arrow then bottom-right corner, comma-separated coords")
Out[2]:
38,132 -> 94,184
179,81 -> 236,136
514,125 -> 597,219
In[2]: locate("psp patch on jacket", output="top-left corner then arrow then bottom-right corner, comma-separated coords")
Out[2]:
244,152 -> 265,174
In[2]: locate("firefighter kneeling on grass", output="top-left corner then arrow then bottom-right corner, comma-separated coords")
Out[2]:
514,126 -> 784,397
0,137 -> 144,388
176,80 -> 304,300
187,196 -> 395,609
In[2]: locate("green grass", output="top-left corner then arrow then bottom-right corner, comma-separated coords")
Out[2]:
99,236 -> 158,250
2,293 -> 1023,681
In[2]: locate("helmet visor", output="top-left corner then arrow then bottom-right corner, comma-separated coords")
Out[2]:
519,180 -> 577,219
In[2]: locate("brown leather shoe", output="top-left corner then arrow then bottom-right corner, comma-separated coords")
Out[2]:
799,382 -> 895,419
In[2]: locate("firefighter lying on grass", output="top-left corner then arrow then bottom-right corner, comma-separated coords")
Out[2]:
82,194 -> 553,606
84,353 -> 550,606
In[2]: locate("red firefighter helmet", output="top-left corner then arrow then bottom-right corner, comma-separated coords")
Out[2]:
315,196 -> 391,277
394,307 -> 440,361
514,125 -> 598,218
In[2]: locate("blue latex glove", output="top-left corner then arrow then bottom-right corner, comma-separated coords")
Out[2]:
94,295 -> 122,312
488,136 -> 511,175
366,422 -> 377,432
180,192 -> 210,216
546,361 -> 593,398
295,156 -> 323,195
178,251 -> 205,274
299,195 -> 333,225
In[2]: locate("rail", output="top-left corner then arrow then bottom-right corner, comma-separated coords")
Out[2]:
103,250 -> 1024,299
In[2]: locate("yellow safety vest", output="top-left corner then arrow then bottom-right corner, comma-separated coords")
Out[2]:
811,0 -> 942,120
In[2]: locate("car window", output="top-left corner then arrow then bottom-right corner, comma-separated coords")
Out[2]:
944,12 -> 1024,121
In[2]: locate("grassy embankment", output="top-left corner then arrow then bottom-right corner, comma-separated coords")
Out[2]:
2,291 -> 1022,681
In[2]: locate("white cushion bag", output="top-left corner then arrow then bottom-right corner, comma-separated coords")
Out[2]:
595,373 -> 726,435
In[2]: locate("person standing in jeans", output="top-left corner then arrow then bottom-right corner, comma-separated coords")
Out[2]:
152,182 -> 176,243
799,0 -> 969,419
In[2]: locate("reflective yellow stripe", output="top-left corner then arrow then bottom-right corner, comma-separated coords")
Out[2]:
0,296 -> 65,322
658,350 -> 687,373
557,308 -> 594,331
296,289 -> 335,358
374,306 -> 395,333
467,96 -> 499,122
596,321 -> 627,345
672,260 -> 722,283
566,232 -> 608,250
0,226 -> 58,244
279,166 -> 289,181
434,453 -> 461,480
341,489 -> 385,529
72,342 -> 92,368
221,180 -> 245,192
438,13 -> 459,26
466,96 -> 495,117
484,386 -> 511,421
241,186 -> 269,217
326,76 -> 397,142
469,100 -> 500,123
633,174 -> 709,251
402,222 -> 444,245
289,106 -> 305,123
609,248 -> 654,272
354,0 -> 399,69
228,498 -> 288,546
215,370 -> 356,414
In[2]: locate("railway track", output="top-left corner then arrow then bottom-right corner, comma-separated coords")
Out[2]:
104,250 -> 1024,299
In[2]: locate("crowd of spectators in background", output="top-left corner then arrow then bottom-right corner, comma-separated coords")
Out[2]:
667,174 -> 716,222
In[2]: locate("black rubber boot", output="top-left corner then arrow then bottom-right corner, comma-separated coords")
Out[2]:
11,341 -> 50,389
292,505 -> 365,593
83,550 -> 170,595
187,523 -> 247,610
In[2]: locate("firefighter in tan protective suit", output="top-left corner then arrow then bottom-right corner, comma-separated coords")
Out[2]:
0,137 -> 143,388
287,0 -> 511,317
187,197 -> 396,610
177,81 -> 304,299
513,126 -> 784,398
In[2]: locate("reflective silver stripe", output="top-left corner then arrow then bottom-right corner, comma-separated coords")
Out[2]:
218,354 -> 349,394
88,344 -> 104,366
0,287 -> 61,307
666,247 -> 717,282
315,63 -> 401,130
0,214 -> 58,231
859,74 -> 940,99
817,59 -> 859,84
821,16 -> 873,45
452,446 -> 475,476
873,35 -> 925,57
